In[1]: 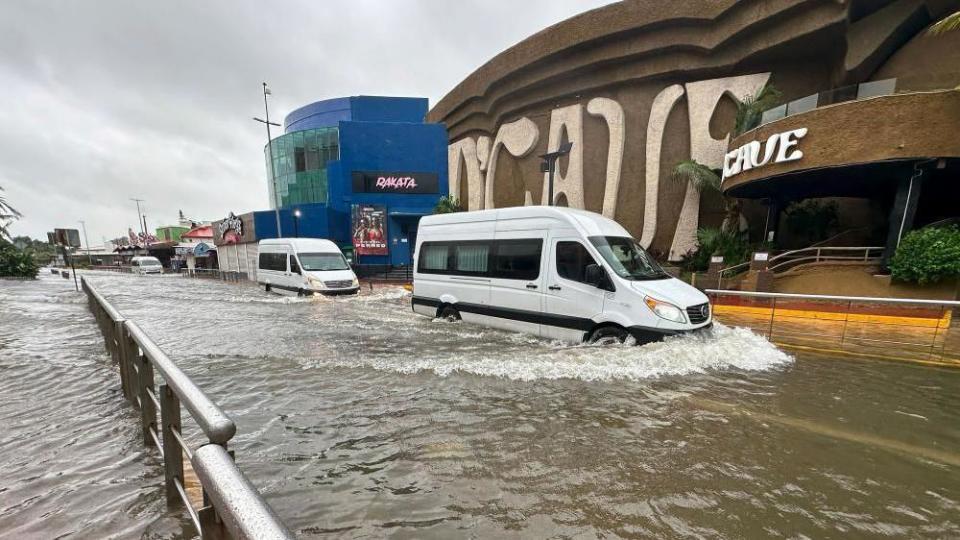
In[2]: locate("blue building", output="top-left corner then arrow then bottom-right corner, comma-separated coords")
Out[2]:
249,96 -> 448,270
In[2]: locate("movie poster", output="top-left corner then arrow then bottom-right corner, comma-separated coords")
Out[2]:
351,204 -> 388,256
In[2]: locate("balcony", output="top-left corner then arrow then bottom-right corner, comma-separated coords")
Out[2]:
758,78 -> 898,127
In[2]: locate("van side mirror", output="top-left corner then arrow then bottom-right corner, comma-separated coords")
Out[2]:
584,264 -> 603,286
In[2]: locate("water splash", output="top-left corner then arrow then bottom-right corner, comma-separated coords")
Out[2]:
305,322 -> 792,382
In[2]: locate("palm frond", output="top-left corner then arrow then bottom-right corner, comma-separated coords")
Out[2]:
0,186 -> 22,241
671,160 -> 721,194
734,84 -> 782,136
929,10 -> 960,35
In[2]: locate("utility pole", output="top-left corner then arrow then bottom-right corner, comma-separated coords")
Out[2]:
130,198 -> 146,243
254,82 -> 283,238
78,220 -> 92,265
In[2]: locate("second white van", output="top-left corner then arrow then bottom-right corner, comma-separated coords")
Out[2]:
257,238 -> 359,296
412,207 -> 711,344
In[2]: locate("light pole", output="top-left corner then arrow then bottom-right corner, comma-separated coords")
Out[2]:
130,198 -> 146,244
539,142 -> 573,206
293,208 -> 301,237
254,82 -> 283,238
78,220 -> 92,265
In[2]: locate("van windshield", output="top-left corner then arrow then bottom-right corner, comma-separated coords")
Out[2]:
298,252 -> 350,271
588,236 -> 670,281
140,259 -> 161,266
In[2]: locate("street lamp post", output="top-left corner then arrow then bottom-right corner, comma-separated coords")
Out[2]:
78,220 -> 92,265
254,82 -> 283,238
293,208 -> 301,237
539,142 -> 573,206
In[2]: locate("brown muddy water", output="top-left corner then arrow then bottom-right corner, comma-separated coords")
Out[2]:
1,272 -> 958,538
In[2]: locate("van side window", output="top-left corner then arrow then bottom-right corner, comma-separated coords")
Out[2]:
556,241 -> 598,283
494,239 -> 542,280
455,244 -> 489,274
419,243 -> 449,272
258,252 -> 287,272
289,255 -> 300,274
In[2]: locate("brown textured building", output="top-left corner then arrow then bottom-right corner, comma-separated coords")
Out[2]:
428,0 -> 960,262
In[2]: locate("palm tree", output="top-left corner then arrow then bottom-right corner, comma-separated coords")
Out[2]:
734,84 -> 782,136
0,186 -> 23,241
433,195 -> 464,214
671,160 -> 742,234
929,10 -> 960,35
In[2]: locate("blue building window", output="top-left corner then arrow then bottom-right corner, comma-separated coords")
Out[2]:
265,127 -> 339,208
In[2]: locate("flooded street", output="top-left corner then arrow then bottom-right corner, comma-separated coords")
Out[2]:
2,272 -> 959,538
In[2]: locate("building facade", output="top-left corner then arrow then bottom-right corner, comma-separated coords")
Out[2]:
215,96 -> 448,279
429,0 -> 960,261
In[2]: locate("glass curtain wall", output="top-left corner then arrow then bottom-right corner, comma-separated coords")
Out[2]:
265,127 -> 339,209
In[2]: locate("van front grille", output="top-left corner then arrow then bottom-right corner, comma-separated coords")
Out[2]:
686,303 -> 710,324
324,280 -> 354,289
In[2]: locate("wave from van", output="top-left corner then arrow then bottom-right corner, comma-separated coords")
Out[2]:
310,322 -> 792,382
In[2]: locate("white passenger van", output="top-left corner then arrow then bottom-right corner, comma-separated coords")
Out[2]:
131,256 -> 163,275
412,207 -> 711,344
257,238 -> 359,296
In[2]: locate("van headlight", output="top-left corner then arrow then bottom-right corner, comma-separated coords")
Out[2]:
308,277 -> 325,288
351,277 -> 359,287
644,296 -> 686,323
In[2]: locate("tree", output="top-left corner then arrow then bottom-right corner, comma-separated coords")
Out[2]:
0,186 -> 23,241
0,239 -> 39,278
671,160 -> 744,237
929,10 -> 960,35
433,195 -> 464,214
734,83 -> 782,136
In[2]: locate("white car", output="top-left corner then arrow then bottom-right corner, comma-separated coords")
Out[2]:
257,238 -> 359,296
131,256 -> 163,275
412,207 -> 711,345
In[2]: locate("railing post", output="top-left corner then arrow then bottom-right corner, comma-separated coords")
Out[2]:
115,320 -> 132,400
839,299 -> 852,350
767,296 -> 777,339
160,384 -> 184,507
137,352 -> 157,446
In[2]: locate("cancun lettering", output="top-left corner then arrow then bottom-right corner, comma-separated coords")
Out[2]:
722,127 -> 807,180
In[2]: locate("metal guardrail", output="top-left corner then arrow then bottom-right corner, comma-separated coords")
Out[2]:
89,265 -> 133,273
182,268 -> 248,282
765,246 -> 883,273
706,289 -> 960,365
81,277 -> 294,539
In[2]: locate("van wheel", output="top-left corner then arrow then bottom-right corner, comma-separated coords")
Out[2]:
588,326 -> 629,345
265,284 -> 271,292
439,306 -> 461,322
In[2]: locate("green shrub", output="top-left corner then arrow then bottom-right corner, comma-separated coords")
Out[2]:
681,227 -> 751,272
0,240 -> 40,278
890,226 -> 960,285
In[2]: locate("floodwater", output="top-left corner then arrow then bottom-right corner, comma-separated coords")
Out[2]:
2,272 -> 959,539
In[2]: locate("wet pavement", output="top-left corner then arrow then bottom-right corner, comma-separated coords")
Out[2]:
1,271 -> 959,538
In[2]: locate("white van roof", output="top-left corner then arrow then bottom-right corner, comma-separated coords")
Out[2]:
419,207 -> 631,238
258,238 -> 341,251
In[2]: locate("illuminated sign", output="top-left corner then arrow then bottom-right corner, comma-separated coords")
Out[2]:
722,128 -> 807,181
352,171 -> 439,194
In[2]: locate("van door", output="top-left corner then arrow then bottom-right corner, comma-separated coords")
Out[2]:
287,253 -> 303,291
487,234 -> 546,336
543,238 -> 606,342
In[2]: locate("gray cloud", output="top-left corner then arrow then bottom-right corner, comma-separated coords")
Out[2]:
0,0 -> 613,245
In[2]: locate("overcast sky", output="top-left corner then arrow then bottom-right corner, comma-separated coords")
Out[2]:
0,0 -> 613,245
